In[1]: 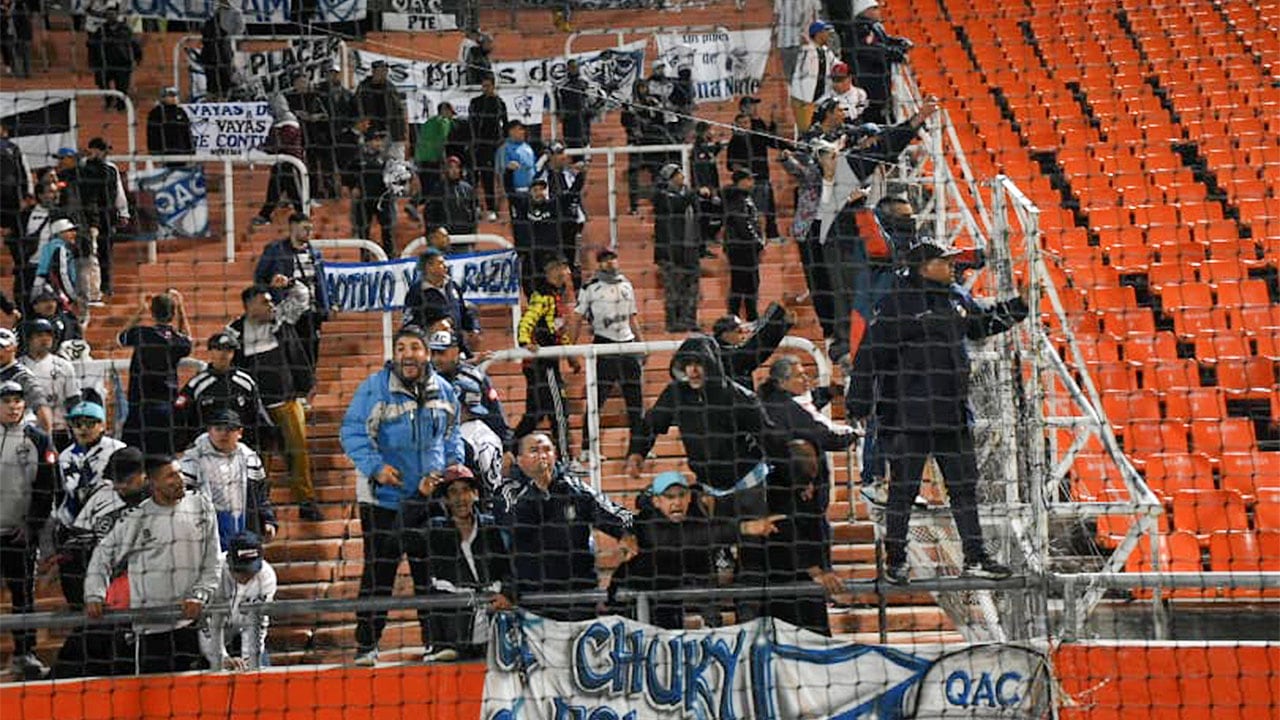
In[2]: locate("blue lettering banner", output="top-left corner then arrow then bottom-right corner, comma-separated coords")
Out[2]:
483,614 -> 1055,719
134,165 -> 209,238
324,249 -> 519,313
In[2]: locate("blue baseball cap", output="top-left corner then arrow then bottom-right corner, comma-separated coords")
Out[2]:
67,401 -> 107,422
53,147 -> 78,158
228,531 -> 265,574
454,373 -> 489,416
808,20 -> 834,37
651,471 -> 689,496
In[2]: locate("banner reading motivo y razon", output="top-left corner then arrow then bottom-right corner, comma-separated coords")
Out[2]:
324,249 -> 520,312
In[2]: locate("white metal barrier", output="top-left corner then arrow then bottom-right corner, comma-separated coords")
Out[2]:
171,35 -> 352,99
400,233 -> 522,341
480,336 -> 832,492
564,144 -> 692,248
106,152 -> 310,263
310,238 -> 392,359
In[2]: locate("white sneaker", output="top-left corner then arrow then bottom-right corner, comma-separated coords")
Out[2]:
486,210 -> 498,222
11,653 -> 49,679
860,483 -> 888,507
423,647 -> 459,663
353,649 -> 378,667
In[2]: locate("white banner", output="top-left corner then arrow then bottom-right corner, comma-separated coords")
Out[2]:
186,36 -> 340,102
655,29 -> 772,104
382,0 -> 457,31
69,0 -> 365,24
324,249 -> 520,312
0,92 -> 75,174
181,102 -> 272,155
352,41 -> 646,126
482,614 -> 1054,719
134,165 -> 210,238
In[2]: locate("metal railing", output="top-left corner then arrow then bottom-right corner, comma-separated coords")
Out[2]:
310,238 -> 392,359
107,152 -> 310,263
8,90 -> 138,177
481,335 -> 832,492
564,143 -> 692,248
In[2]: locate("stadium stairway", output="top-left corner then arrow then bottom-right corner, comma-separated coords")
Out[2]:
0,1 -> 1008,675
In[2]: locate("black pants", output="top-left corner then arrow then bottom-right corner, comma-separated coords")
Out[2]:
799,224 -> 836,339
355,504 -> 432,653
258,163 -> 304,219
90,209 -> 115,293
351,197 -> 396,256
0,530 -> 36,656
137,627 -> 204,674
309,144 -> 337,199
883,428 -> 989,567
53,623 -> 134,679
581,346 -> 644,452
416,161 -> 442,202
752,180 -> 779,239
561,116 -> 591,149
725,241 -> 761,321
293,311 -> 323,372
121,402 -> 177,456
513,359 -> 570,459
94,68 -> 131,107
471,142 -> 499,213
626,155 -> 657,212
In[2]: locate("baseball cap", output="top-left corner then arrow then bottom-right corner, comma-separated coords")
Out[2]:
830,62 -> 851,78
104,447 -> 145,482
738,96 -> 762,107
433,464 -> 479,498
207,331 -> 240,351
67,401 -> 107,422
50,218 -> 77,235
808,20 -> 834,37
906,237 -> 963,264
207,407 -> 243,429
731,168 -> 754,183
161,86 -> 180,97
596,248 -> 618,262
227,531 -> 265,574
52,148 -> 78,158
427,330 -> 454,351
658,163 -> 682,181
0,379 -> 23,396
651,471 -> 689,495
370,59 -> 388,69
454,373 -> 490,417
0,328 -> 16,349
24,318 -> 54,337
395,324 -> 429,345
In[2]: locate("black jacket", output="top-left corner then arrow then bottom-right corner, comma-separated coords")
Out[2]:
722,185 -> 762,249
544,165 -> 586,231
850,16 -> 911,103
652,182 -> 696,267
628,336 -> 776,491
692,138 -> 724,191
727,118 -> 779,180
87,19 -> 140,72
620,96 -> 669,145
226,316 -> 314,407
511,196 -> 560,259
717,301 -> 793,389
500,466 -> 632,597
174,366 -> 271,450
424,178 -> 478,235
354,79 -> 407,142
426,512 -> 514,599
146,103 -> 194,156
334,127 -> 363,186
846,273 -> 1028,431
403,277 -> 480,351
345,146 -> 388,197
467,94 -> 507,145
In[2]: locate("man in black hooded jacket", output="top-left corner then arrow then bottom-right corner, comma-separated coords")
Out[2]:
712,298 -> 796,389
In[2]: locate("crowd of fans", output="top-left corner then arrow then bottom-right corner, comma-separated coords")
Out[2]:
0,0 -> 1037,681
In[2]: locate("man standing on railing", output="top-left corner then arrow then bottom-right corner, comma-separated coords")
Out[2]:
339,324 -> 465,667
845,238 -> 1025,583
84,454 -> 221,674
568,248 -> 644,464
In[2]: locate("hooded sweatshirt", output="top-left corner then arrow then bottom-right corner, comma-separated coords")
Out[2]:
628,336 -> 776,491
179,433 -> 276,550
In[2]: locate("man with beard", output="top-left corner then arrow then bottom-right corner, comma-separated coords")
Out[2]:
340,325 -> 465,667
18,318 -> 80,449
355,60 -> 408,159
254,212 -> 331,372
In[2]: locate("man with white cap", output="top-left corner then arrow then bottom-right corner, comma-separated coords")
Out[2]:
33,217 -> 81,312
0,379 -> 58,678
788,20 -> 838,133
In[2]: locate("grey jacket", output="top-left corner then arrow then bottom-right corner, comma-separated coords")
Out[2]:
84,492 -> 221,633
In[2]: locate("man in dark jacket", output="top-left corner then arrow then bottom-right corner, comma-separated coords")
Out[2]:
78,138 -> 127,297
615,471 -> 781,630
467,76 -> 508,221
846,238 -> 1027,583
421,466 -> 513,660
174,332 -> 269,451
86,10 -> 140,111
253,212 -> 330,370
554,59 -> 593,149
0,118 -> 29,252
355,61 -> 407,156
285,72 -> 336,200
146,87 -> 194,162
424,156 -> 478,236
344,129 -> 396,255
712,298 -> 796,389
625,335 -> 774,519
541,144 -> 587,285
845,0 -> 913,125
691,122 -> 725,253
723,169 -> 764,321
652,164 -> 699,332
727,99 -> 782,241
756,357 -> 858,634
404,248 -> 481,355
500,433 -> 634,621
619,80 -> 670,213
117,291 -> 192,456
510,179 -> 561,298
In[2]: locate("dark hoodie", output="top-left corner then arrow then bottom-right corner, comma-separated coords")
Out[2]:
652,177 -> 697,266
846,272 -> 1028,431
628,336 -> 776,491
717,301 -> 793,389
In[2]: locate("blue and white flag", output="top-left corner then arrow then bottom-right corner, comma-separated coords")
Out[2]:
134,165 -> 209,238
324,249 -> 520,313
482,613 -> 1054,720
71,0 -> 364,24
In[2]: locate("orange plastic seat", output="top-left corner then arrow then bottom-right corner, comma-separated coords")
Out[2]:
1161,282 -> 1216,310
1189,418 -> 1257,455
1170,307 -> 1234,340
1125,530 -> 1203,598
1139,452 -> 1217,500
1256,487 -> 1280,532
1219,453 -> 1280,500
1254,330 -> 1280,361
1101,309 -> 1157,340
1097,488 -> 1170,549
1146,262 -> 1197,290
1141,359 -> 1202,392
1126,419 -> 1190,455
1070,453 -> 1125,501
1101,390 -> 1162,427
1086,361 -> 1138,392
1207,531 -> 1265,597
1162,387 -> 1227,421
1214,279 -> 1271,308
1194,333 -> 1252,363
1215,357 -> 1277,397
1198,259 -> 1248,283
1123,332 -> 1179,363
1171,489 -> 1251,544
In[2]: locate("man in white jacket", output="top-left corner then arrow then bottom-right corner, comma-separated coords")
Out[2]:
84,453 -> 221,674
788,20 -> 838,134
179,408 -> 278,552
200,530 -> 277,672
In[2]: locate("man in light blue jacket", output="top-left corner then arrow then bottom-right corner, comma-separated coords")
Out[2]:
340,324 -> 466,666
495,120 -> 536,218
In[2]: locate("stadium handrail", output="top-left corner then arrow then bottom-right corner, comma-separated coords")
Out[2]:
564,143 -> 693,248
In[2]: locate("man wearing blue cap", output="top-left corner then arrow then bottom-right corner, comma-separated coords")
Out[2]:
53,400 -> 126,605
789,20 -> 838,133
199,530 -> 277,671
615,471 -> 782,629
